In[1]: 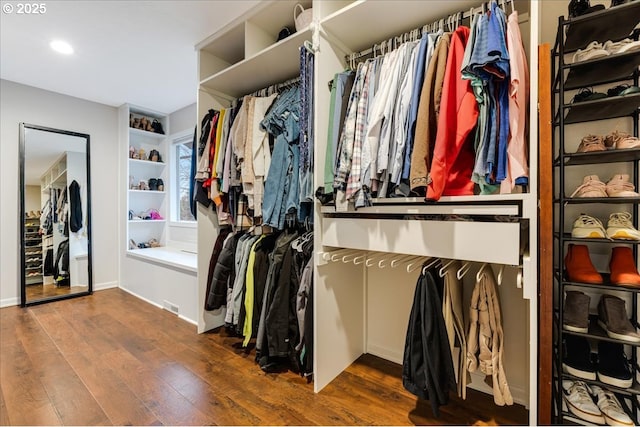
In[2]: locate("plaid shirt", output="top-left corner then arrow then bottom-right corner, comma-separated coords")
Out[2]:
346,60 -> 372,200
334,62 -> 368,191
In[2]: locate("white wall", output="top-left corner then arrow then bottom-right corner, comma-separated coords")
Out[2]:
24,185 -> 41,212
1,79 -> 120,306
169,103 -> 196,135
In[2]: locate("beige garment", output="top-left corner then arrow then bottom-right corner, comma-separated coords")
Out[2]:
243,97 -> 257,207
250,93 -> 277,217
231,96 -> 250,176
466,266 -> 513,406
410,33 -> 451,191
442,261 -> 468,399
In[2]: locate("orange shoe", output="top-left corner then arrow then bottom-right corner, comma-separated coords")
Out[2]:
565,244 -> 603,284
609,246 -> 640,287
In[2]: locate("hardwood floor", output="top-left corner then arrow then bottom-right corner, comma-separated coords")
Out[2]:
25,284 -> 88,301
0,289 -> 528,425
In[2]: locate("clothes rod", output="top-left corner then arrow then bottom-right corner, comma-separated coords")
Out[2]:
345,0 -> 516,62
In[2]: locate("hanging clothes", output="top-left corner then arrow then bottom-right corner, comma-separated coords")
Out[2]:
402,261 -> 456,417
500,8 -> 529,193
410,33 -> 451,193
466,266 -> 513,406
204,227 -> 233,310
426,26 -> 477,200
440,261 -> 468,399
68,180 -> 82,233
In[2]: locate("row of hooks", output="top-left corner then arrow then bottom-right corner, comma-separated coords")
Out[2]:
319,249 -> 522,287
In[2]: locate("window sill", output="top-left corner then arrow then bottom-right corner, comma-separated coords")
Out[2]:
126,246 -> 197,273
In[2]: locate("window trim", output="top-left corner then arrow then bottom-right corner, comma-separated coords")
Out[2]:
169,129 -> 196,226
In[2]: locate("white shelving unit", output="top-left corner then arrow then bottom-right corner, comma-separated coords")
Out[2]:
119,104 -> 169,251
195,1 -> 540,424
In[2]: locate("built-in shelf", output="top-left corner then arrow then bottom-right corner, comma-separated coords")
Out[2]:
129,127 -> 165,142
562,92 -> 640,124
200,27 -> 312,98
555,148 -> 640,166
128,159 -> 166,169
128,219 -> 166,224
564,50 -> 640,90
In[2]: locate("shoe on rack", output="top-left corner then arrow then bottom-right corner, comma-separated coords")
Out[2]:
563,291 -> 591,333
565,244 -> 604,284
607,84 -> 640,97
590,385 -> 634,426
570,175 -> 608,198
609,246 -> 640,286
603,38 -> 640,55
614,135 -> 640,150
607,212 -> 640,241
571,41 -> 610,63
562,380 -> 605,425
572,214 -> 607,239
563,334 -> 596,379
572,87 -> 608,103
597,340 -> 634,388
597,294 -> 640,342
606,174 -> 639,197
603,130 -> 629,149
576,134 -> 606,152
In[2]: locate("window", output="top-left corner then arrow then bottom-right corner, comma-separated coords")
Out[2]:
172,133 -> 195,223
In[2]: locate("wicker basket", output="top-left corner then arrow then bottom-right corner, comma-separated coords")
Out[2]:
294,4 -> 312,31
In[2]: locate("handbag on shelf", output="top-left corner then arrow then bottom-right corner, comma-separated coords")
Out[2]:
151,119 -> 165,135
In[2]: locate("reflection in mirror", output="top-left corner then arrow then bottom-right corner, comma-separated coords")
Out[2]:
20,124 -> 92,306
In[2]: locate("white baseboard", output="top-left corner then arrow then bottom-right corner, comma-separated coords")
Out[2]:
119,285 -> 197,325
0,297 -> 19,308
94,281 -> 118,291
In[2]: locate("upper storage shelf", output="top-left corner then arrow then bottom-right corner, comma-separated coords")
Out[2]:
556,148 -> 640,166
563,1 -> 640,53
562,92 -> 640,124
197,0 -> 312,98
200,28 -> 311,99
320,0 -> 480,53
563,50 -> 640,90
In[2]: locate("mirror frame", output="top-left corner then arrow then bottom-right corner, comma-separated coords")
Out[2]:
19,123 -> 93,307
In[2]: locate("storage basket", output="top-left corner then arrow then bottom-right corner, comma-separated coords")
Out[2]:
294,4 -> 312,31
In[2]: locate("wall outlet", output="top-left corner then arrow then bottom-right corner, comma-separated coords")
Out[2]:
163,300 -> 179,315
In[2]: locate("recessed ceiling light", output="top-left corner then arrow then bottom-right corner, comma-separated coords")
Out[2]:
50,40 -> 74,55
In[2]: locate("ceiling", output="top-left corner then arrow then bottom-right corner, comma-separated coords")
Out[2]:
0,0 -> 259,115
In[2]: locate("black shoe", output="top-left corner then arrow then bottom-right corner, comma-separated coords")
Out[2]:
148,178 -> 158,191
563,335 -> 597,380
597,341 -> 633,388
157,178 -> 164,192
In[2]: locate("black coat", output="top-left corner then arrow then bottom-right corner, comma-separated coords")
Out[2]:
402,265 -> 456,418
69,180 -> 82,232
204,228 -> 232,310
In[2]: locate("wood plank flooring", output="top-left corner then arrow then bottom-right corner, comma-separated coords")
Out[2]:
25,284 -> 88,301
0,288 -> 528,425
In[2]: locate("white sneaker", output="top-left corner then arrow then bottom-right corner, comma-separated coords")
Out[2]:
563,380 -> 605,424
572,41 -> 610,63
607,212 -> 640,241
590,385 -> 634,426
572,214 -> 607,239
603,38 -> 640,55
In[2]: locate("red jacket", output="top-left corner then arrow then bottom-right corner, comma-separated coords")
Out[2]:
427,26 -> 478,200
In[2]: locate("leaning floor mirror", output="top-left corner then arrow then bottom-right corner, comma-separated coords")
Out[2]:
19,123 -> 93,306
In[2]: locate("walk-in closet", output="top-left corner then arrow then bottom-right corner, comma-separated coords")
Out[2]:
194,0 -> 540,424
